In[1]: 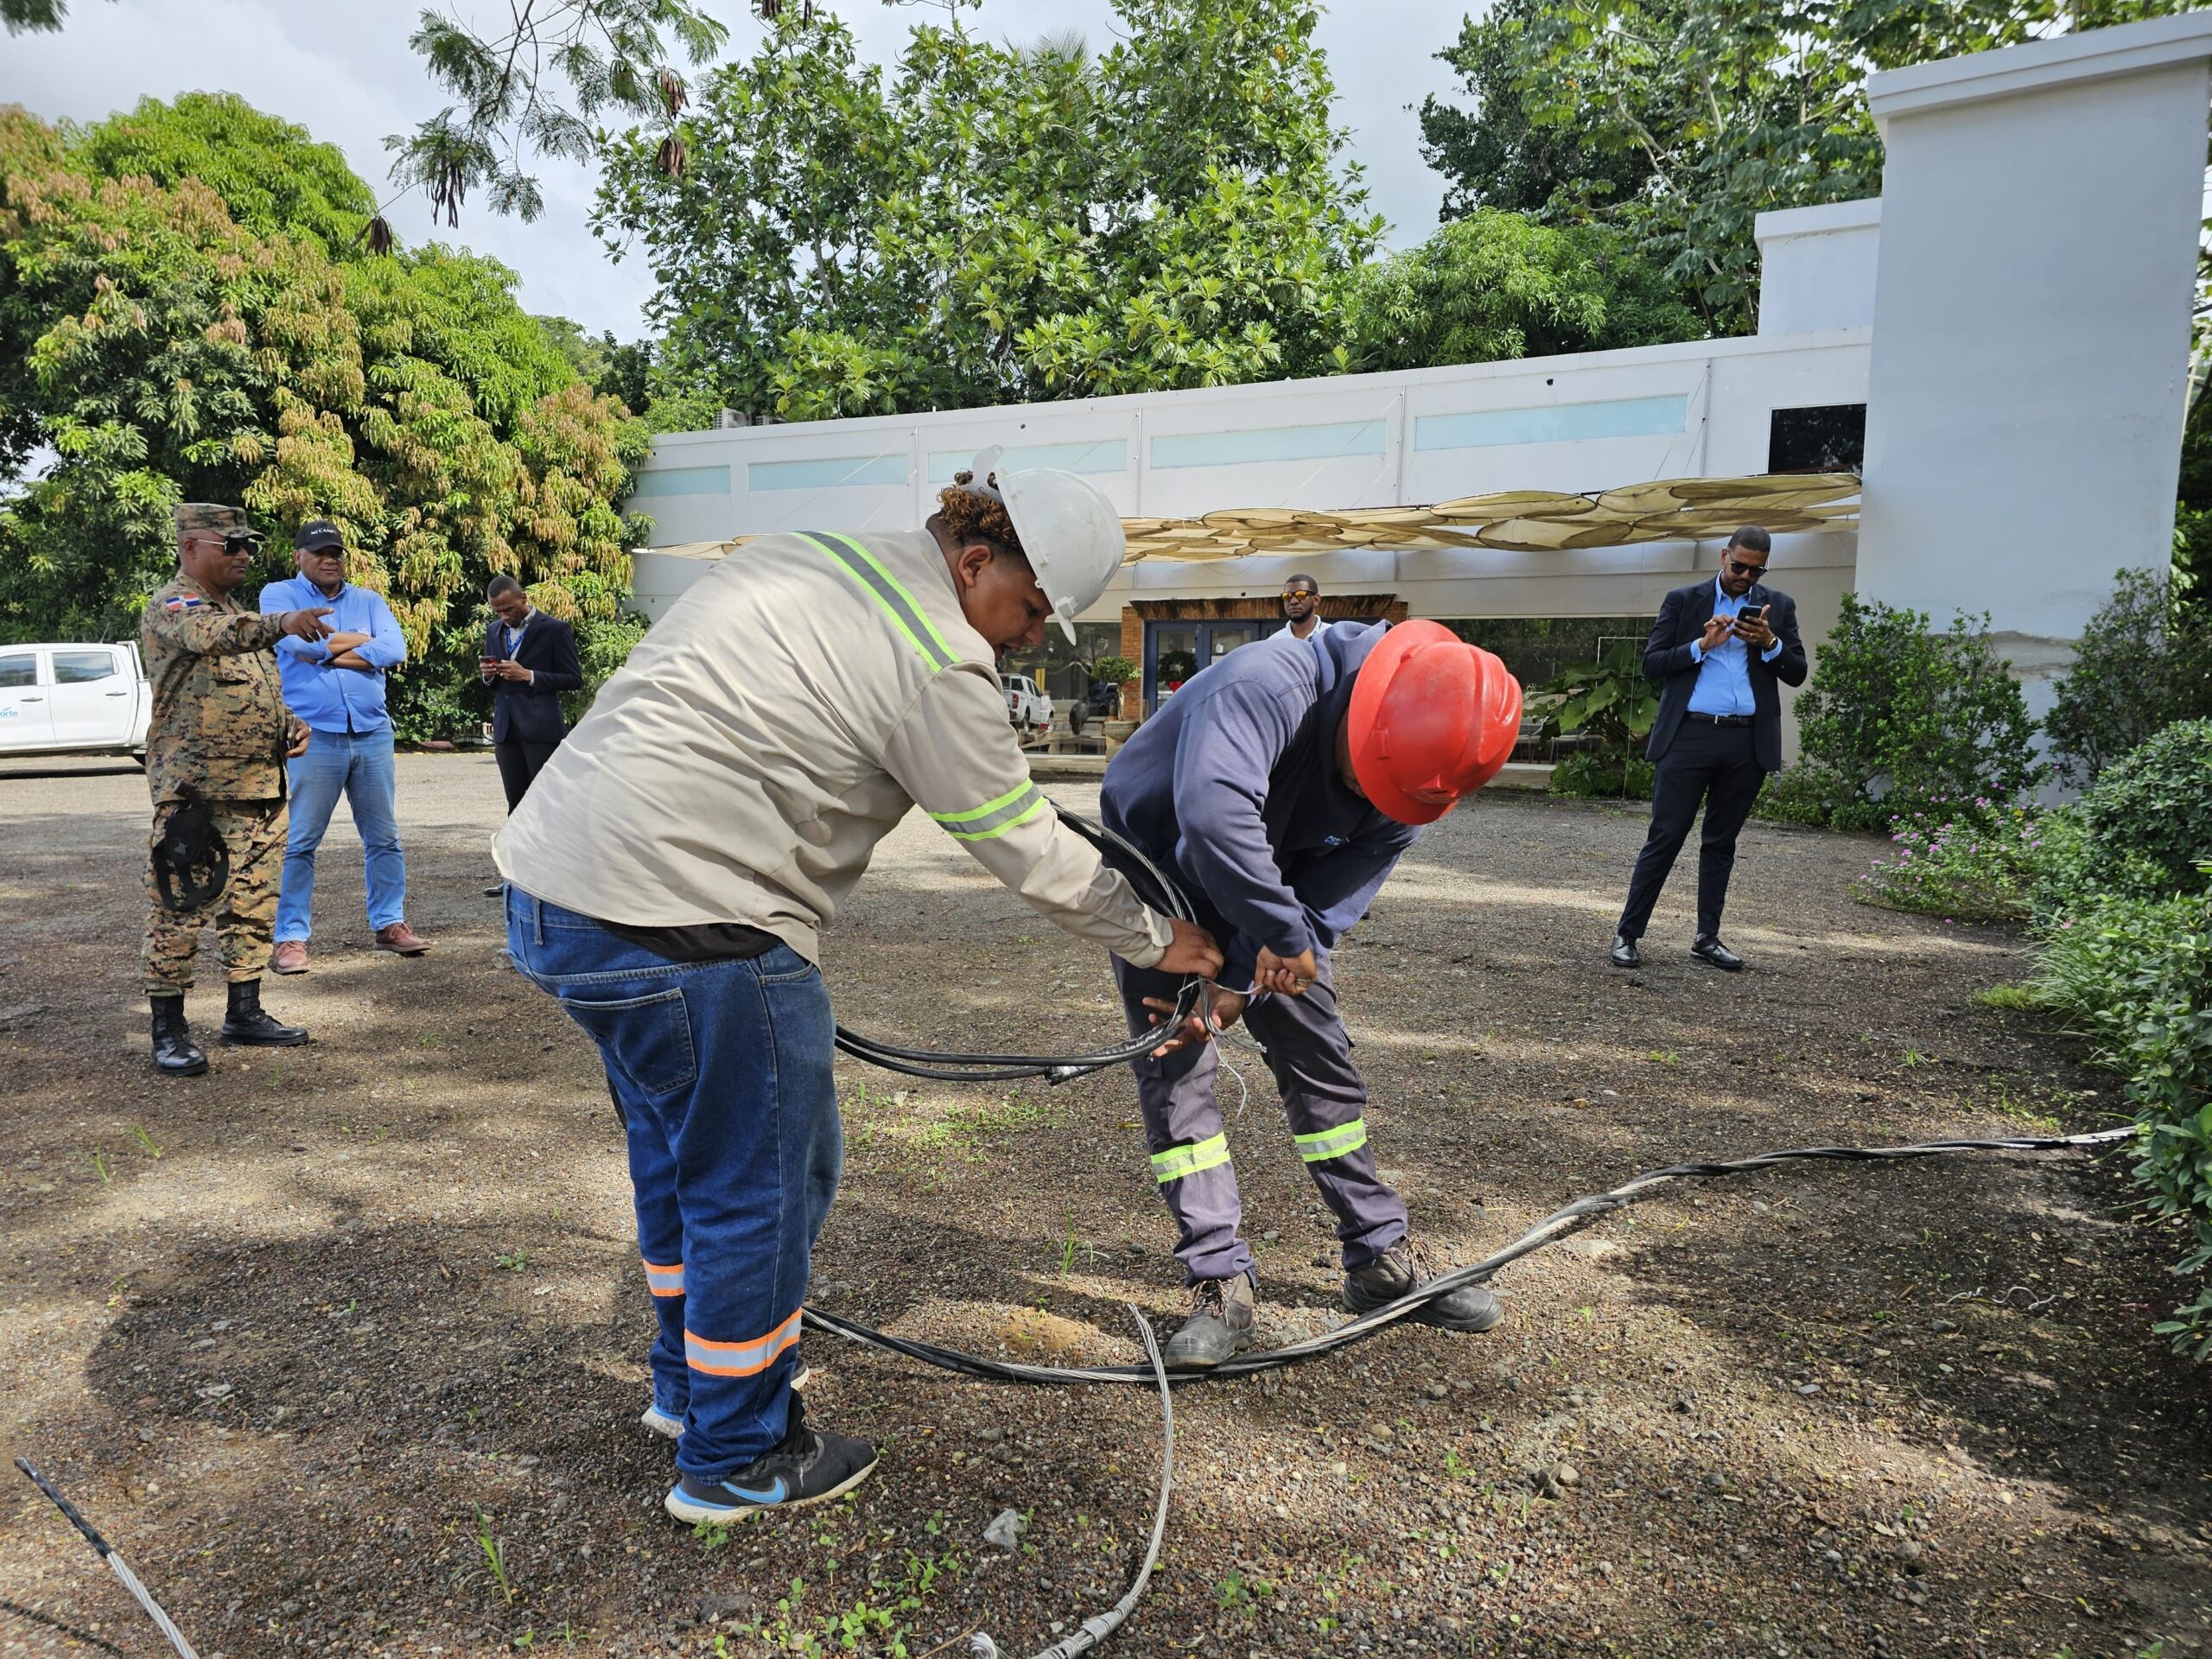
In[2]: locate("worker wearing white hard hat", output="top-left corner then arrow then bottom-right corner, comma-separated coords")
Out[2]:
492,454 -> 1224,1527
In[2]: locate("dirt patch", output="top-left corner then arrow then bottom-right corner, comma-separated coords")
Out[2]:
2,755 -> 2208,1656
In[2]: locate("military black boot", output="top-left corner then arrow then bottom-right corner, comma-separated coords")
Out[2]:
1343,1237 -> 1503,1333
219,978 -> 308,1046
149,994 -> 207,1077
1164,1274 -> 1257,1370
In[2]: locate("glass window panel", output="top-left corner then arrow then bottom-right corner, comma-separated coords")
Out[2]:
52,651 -> 117,683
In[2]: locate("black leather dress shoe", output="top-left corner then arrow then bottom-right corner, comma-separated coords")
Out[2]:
1609,934 -> 1641,969
1691,936 -> 1745,971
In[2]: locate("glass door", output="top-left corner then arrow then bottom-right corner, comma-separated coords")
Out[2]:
1146,622 -> 1198,713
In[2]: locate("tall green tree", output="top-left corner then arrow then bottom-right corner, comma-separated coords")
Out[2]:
0,98 -> 649,739
1346,209 -> 1703,372
1423,0 -> 2193,333
594,0 -> 1382,422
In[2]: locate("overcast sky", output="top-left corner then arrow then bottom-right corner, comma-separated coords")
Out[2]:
0,0 -> 1479,339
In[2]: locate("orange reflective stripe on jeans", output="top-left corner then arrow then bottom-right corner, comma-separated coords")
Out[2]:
683,1309 -> 801,1376
643,1257 -> 685,1298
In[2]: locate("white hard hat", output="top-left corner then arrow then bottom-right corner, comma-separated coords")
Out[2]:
966,447 -> 1126,645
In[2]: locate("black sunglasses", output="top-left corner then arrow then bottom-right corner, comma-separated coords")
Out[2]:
1722,556 -> 1765,579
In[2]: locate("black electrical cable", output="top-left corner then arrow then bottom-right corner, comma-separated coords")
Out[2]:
802,1125 -> 2134,1387
830,807 -> 1203,1085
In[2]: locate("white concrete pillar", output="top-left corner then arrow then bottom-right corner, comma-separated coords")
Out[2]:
1856,14 -> 2212,702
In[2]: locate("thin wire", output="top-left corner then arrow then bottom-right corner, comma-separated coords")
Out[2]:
968,1306 -> 1176,1659
14,1460 -> 200,1659
802,1125 -> 2134,1388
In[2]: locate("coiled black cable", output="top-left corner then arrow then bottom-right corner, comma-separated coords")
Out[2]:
802,1125 -> 2134,1386
830,807 -> 1202,1084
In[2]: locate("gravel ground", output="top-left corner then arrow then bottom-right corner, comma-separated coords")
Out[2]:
2,752 -> 2208,1659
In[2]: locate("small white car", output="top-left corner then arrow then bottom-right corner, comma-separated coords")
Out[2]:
1001,672 -> 1053,734
0,641 -> 151,760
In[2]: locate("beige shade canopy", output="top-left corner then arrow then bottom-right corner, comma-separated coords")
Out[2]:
650,474 -> 1859,563
1119,474 -> 1860,560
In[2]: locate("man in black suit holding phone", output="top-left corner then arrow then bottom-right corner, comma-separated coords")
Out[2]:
1610,526 -> 1806,972
482,575 -> 583,811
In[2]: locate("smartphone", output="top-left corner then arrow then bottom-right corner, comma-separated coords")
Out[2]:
1739,605 -> 1768,623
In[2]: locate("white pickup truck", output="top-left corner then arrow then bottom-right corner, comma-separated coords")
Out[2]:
0,641 -> 150,761
1001,671 -> 1053,734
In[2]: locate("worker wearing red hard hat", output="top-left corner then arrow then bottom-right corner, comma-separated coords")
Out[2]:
1099,619 -> 1522,1368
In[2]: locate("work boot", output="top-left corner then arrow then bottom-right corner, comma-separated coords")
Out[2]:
1164,1274 -> 1256,1370
1342,1237 -> 1503,1333
664,1397 -> 876,1524
270,940 -> 308,976
219,978 -> 308,1047
149,994 -> 207,1077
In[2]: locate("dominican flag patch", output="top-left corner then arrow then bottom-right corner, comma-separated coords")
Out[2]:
162,594 -> 205,613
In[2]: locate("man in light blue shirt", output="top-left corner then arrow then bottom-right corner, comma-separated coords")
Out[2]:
1685,576 -> 1785,715
1611,525 -> 1806,971
259,520 -> 433,970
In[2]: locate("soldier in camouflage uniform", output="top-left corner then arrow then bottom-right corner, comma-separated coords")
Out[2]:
143,503 -> 336,1076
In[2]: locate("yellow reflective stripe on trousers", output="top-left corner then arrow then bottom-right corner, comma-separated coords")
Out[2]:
795,531 -> 956,671
1294,1118 -> 1368,1164
1151,1133 -> 1230,1184
931,781 -> 1048,842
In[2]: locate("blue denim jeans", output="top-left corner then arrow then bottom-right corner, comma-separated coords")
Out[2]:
276,724 -> 406,941
504,887 -> 840,1480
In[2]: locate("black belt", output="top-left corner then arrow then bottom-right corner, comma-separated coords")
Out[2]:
1684,712 -> 1753,728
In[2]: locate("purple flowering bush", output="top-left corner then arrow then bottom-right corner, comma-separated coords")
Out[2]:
1856,797 -> 2044,922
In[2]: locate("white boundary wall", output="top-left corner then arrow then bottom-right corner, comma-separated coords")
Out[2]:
630,329 -> 1872,737
1856,14 -> 2212,708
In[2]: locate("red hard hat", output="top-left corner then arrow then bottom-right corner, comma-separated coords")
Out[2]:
1347,622 -> 1523,825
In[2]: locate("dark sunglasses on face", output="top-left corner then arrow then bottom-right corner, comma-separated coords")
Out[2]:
1723,557 -> 1765,579
1282,588 -> 1316,601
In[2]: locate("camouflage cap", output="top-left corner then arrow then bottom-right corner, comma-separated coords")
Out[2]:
174,503 -> 264,544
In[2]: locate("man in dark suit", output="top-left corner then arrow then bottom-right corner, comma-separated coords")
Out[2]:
1611,526 -> 1807,972
481,575 -> 583,811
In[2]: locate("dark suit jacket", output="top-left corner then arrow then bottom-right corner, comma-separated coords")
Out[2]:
484,612 -> 582,746
1642,577 -> 1808,772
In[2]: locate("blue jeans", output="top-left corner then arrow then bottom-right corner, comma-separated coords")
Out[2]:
276,725 -> 406,941
504,887 -> 840,1480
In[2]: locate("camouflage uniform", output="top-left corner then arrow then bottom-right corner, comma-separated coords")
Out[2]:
141,506 -> 297,993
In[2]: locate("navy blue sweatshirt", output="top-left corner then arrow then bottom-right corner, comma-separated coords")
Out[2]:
1101,622 -> 1421,993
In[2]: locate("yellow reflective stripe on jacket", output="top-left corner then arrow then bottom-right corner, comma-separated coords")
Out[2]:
1150,1133 -> 1231,1185
795,531 -> 957,671
931,781 -> 1048,842
1294,1118 -> 1368,1164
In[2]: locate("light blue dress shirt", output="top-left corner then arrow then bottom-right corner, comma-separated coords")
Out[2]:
260,575 -> 408,734
1686,577 -> 1783,716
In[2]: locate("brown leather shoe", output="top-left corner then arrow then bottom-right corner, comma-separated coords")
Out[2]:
374,922 -> 432,956
270,940 -> 309,976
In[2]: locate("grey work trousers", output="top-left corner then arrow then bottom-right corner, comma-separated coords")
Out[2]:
1115,954 -> 1408,1286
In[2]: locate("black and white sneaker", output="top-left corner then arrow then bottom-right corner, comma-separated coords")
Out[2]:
664,1402 -> 875,1524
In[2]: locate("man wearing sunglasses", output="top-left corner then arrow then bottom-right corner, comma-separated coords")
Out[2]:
1276,574 -> 1330,645
1611,525 -> 1806,972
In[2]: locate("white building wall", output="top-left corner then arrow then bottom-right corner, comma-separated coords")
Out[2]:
628,331 -> 1868,619
1755,200 -> 1883,336
1855,14 -> 2212,706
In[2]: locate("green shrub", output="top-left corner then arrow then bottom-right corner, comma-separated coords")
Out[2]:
2044,569 -> 2212,786
1530,639 -> 1656,801
1857,801 -> 2044,921
2034,887 -> 2212,1361
1549,747 -> 1654,799
2074,719 -> 2212,899
1766,594 -> 2043,830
